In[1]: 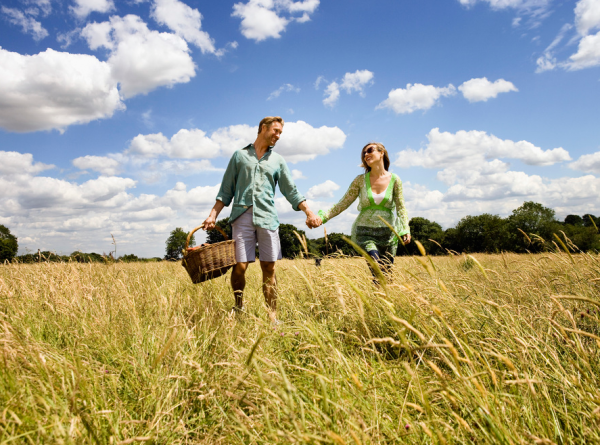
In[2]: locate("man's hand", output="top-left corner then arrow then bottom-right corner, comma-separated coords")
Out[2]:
203,200 -> 225,231
401,234 -> 411,245
306,213 -> 322,229
298,201 -> 321,229
203,214 -> 216,231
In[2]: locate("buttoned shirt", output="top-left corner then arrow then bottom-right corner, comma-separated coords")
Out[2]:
216,144 -> 306,230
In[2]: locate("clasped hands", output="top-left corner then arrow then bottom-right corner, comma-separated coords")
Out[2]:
305,212 -> 322,229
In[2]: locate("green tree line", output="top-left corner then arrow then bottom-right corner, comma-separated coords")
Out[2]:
1,201 -> 599,263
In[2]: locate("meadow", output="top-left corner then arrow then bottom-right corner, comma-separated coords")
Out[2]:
0,250 -> 599,444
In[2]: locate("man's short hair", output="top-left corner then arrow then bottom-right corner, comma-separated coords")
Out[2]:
258,116 -> 284,134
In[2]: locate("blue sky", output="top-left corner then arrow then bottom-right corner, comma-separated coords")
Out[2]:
1,0 -> 599,257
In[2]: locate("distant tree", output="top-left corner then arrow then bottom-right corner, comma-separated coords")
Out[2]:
312,232 -> 355,257
165,228 -> 194,260
206,217 -> 232,244
582,214 -> 599,230
507,201 -> 559,252
0,225 -> 18,262
119,254 -> 139,262
277,224 -> 307,258
564,215 -> 584,226
401,217 -> 445,255
449,214 -> 508,253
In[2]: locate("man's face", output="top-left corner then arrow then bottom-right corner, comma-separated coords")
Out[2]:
261,122 -> 283,146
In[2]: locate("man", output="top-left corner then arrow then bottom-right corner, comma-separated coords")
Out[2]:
202,116 -> 321,323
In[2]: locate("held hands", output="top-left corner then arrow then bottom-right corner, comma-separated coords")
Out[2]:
305,211 -> 322,229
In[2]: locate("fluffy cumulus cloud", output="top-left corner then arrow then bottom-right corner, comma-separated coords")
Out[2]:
569,151 -> 600,173
566,0 -> 600,70
565,31 -> 600,70
0,47 -> 124,132
125,120 -> 346,164
574,0 -> 600,36
396,128 -> 571,175
150,0 -> 216,53
275,120 -> 346,163
322,69 -> 374,107
376,83 -> 456,114
385,128 -> 588,227
0,150 -> 226,257
72,155 -> 121,176
1,6 -> 48,40
81,14 -> 196,98
71,0 -> 115,18
458,77 -> 518,102
232,0 -> 319,42
291,169 -> 306,180
536,1 -> 600,72
306,180 -> 339,199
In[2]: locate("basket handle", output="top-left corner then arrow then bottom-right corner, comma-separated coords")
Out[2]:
185,223 -> 229,250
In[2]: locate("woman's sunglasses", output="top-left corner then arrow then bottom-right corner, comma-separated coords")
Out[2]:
363,147 -> 379,155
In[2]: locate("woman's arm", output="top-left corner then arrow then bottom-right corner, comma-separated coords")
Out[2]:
393,176 -> 411,243
318,175 -> 361,223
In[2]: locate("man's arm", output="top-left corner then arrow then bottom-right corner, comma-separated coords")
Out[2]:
203,200 -> 225,230
298,201 -> 322,229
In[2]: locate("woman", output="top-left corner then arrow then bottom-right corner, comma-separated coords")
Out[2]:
317,142 -> 411,276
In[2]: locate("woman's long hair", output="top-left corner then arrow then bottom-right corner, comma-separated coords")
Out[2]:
360,142 -> 390,172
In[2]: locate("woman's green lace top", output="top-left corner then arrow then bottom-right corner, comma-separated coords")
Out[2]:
318,172 -> 410,254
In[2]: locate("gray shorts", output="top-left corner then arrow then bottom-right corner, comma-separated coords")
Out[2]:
231,207 -> 282,263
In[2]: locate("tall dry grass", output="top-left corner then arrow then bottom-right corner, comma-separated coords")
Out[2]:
1,250 -> 599,444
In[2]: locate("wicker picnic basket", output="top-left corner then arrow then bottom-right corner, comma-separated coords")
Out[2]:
182,224 -> 236,284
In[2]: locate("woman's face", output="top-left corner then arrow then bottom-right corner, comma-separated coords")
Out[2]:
363,144 -> 382,166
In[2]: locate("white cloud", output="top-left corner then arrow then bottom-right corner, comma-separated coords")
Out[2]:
232,0 -> 319,42
73,155 -> 121,175
1,7 -> 48,40
71,0 -> 115,18
306,180 -> 340,199
81,15 -> 196,98
291,169 -> 305,180
267,83 -> 300,100
126,120 -> 346,164
395,128 -> 571,177
574,0 -> 600,36
565,31 -> 600,70
376,83 -> 456,114
314,75 -> 325,89
0,151 -> 227,257
569,151 -> 600,173
340,69 -> 374,95
322,69 -> 374,107
323,81 -> 340,107
0,151 -> 54,178
275,120 -> 346,163
128,128 -> 220,159
458,77 -> 518,102
0,47 -> 124,133
535,23 -> 573,73
457,0 -> 550,15
150,0 -> 216,53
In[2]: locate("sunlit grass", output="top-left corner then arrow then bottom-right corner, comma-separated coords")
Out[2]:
1,250 -> 599,443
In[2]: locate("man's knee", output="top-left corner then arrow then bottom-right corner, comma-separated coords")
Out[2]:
233,262 -> 249,275
260,261 -> 276,275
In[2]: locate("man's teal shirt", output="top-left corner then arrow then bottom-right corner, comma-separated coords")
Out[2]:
216,144 -> 306,230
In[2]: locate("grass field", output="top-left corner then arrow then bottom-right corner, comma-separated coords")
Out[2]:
1,251 -> 599,444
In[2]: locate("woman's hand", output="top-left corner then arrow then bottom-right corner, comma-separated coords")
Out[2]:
402,234 -> 411,245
